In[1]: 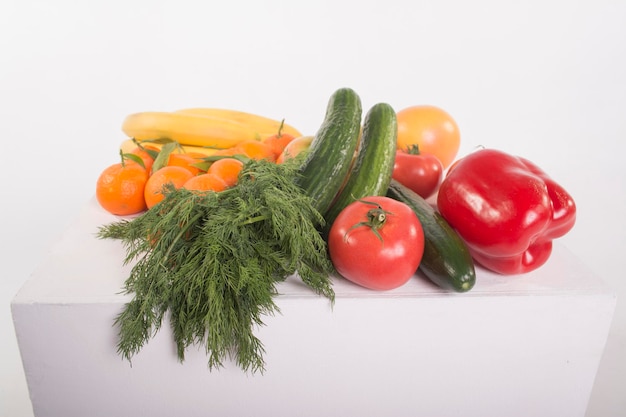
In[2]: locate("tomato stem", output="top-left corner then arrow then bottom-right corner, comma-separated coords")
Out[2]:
405,144 -> 421,155
343,199 -> 392,244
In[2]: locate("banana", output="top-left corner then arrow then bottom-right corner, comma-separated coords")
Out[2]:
121,111 -> 261,149
175,108 -> 303,139
120,138 -> 221,157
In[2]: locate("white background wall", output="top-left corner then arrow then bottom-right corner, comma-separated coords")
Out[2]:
1,0 -> 624,415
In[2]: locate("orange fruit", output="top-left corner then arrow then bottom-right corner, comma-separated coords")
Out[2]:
128,145 -> 158,172
276,135 -> 313,163
167,152 -> 204,176
182,173 -> 228,193
207,158 -> 244,188
96,162 -> 149,216
144,166 -> 194,209
396,105 -> 460,169
263,128 -> 296,159
236,140 -> 276,162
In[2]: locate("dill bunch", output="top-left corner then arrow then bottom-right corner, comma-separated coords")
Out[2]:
98,158 -> 335,374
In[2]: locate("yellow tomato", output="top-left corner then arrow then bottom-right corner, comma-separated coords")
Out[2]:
396,105 -> 460,169
276,135 -> 313,163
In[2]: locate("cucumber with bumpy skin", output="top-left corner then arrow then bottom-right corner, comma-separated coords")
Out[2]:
387,179 -> 476,292
323,102 -> 397,232
295,88 -> 362,215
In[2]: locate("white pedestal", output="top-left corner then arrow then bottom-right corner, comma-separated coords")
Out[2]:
12,198 -> 616,417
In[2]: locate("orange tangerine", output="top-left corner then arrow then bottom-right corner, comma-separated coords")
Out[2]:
236,140 -> 276,162
207,158 -> 244,188
128,145 -> 158,172
96,162 -> 148,216
182,173 -> 228,193
144,166 -> 194,209
167,152 -> 204,176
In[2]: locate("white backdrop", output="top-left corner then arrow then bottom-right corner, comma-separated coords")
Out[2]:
1,1 -> 624,416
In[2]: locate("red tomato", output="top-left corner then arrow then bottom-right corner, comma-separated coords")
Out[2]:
327,197 -> 425,291
392,148 -> 443,199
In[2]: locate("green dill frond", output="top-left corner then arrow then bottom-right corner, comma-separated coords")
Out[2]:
98,158 -> 335,373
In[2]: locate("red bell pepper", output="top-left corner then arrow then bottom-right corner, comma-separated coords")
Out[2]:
437,149 -> 576,275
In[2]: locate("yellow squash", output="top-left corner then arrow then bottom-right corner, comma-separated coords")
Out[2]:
175,108 -> 303,139
121,111 -> 261,149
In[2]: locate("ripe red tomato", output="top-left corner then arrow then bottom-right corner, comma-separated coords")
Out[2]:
396,105 -> 460,169
327,197 -> 425,291
392,147 -> 443,199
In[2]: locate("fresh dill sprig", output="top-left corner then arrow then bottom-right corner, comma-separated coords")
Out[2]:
98,158 -> 335,374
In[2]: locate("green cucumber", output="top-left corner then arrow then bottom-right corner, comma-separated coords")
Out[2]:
295,88 -> 362,215
323,102 -> 397,231
386,180 -> 476,292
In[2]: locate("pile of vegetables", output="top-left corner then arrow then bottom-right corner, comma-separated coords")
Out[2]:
96,87 -> 577,373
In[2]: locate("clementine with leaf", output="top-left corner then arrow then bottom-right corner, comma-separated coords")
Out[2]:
127,144 -> 159,172
167,152 -> 205,176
